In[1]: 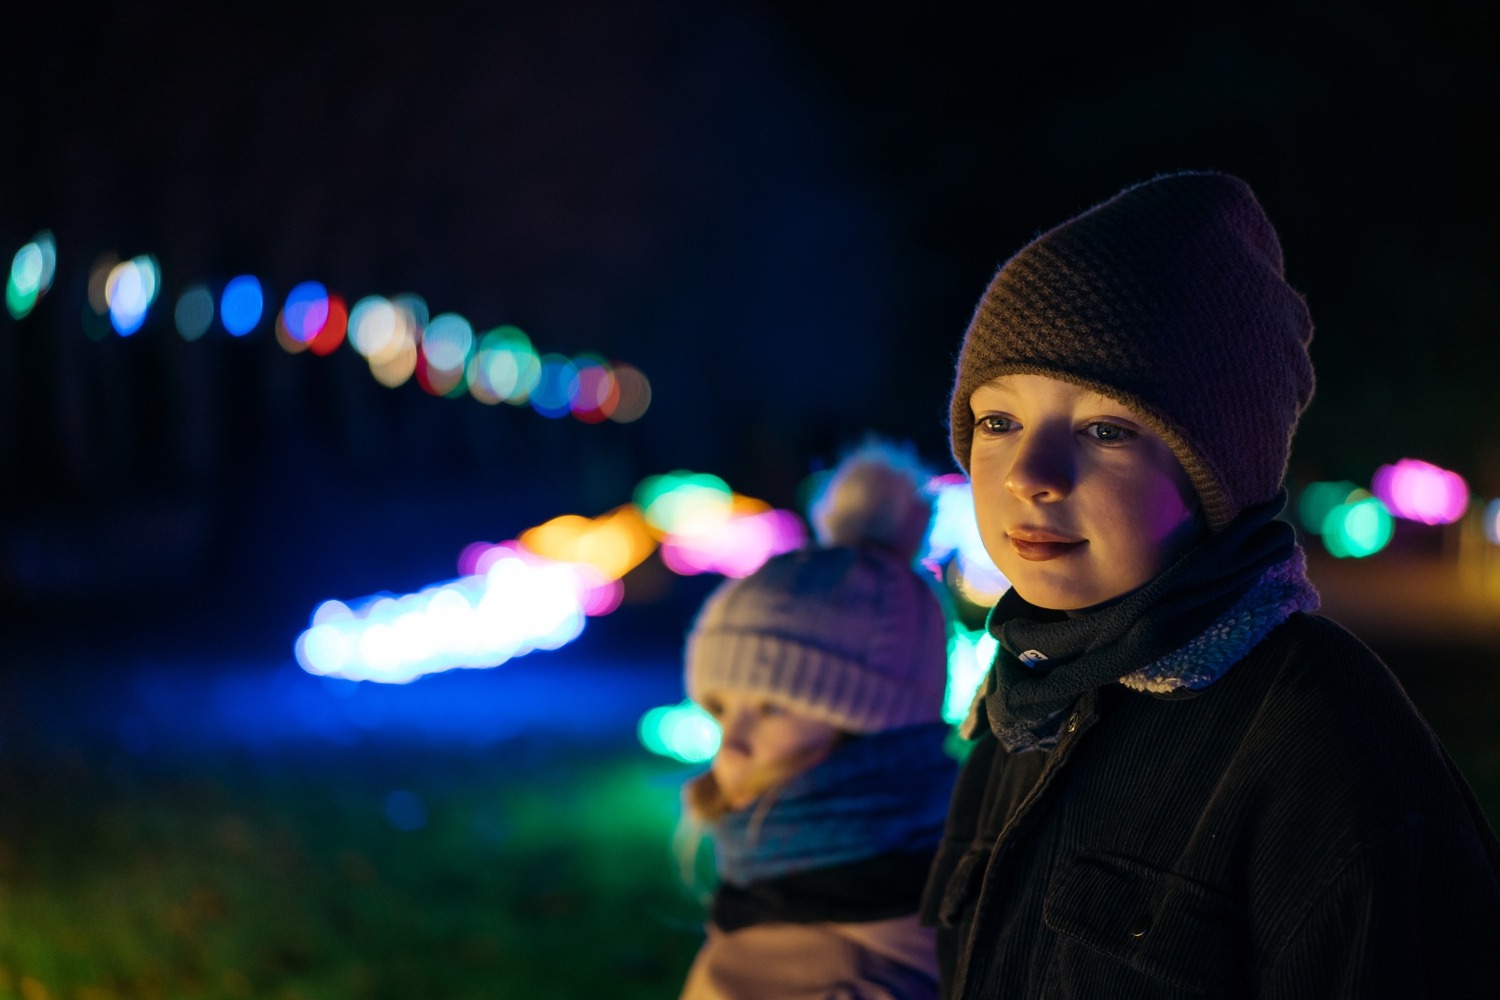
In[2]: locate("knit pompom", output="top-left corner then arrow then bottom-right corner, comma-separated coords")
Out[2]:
808,439 -> 934,561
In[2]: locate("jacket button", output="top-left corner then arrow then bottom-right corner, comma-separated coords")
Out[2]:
1127,915 -> 1152,938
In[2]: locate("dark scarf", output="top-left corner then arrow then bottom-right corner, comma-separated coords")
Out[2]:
710,722 -> 956,887
979,494 -> 1320,752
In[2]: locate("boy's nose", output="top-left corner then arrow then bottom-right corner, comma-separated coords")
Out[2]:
1005,431 -> 1073,501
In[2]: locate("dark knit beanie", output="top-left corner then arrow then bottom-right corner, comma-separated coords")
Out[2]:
949,171 -> 1315,531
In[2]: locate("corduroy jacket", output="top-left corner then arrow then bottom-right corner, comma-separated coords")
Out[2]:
679,914 -> 940,1000
922,613 -> 1500,998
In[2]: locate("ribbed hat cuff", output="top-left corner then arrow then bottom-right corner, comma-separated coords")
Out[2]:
686,628 -> 944,733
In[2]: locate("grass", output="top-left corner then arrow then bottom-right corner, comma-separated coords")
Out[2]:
0,735 -> 707,999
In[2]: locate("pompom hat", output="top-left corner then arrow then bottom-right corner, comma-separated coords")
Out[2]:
949,171 -> 1315,531
685,442 -> 950,734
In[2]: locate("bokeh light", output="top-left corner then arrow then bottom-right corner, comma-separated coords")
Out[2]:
294,548 -> 594,683
608,363 -> 651,423
946,628 -> 997,725
637,701 -> 721,763
421,312 -> 474,373
283,281 -> 330,343
518,505 -> 656,581
1322,496 -> 1394,558
1296,480 -> 1360,535
348,296 -> 402,359
530,353 -> 579,418
105,255 -> 161,336
1371,458 -> 1469,525
370,335 -> 418,388
474,327 -> 543,405
174,284 -> 215,341
926,476 -> 1010,605
569,357 -> 619,423
86,253 -> 118,316
659,507 -> 806,578
221,275 -> 264,336
1485,499 -> 1500,546
6,231 -> 56,319
307,294 -> 348,356
635,471 -> 734,537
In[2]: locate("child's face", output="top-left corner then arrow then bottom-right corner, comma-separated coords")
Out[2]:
701,690 -> 842,810
968,373 -> 1204,612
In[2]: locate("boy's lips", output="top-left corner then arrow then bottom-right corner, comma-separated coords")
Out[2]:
1008,528 -> 1086,561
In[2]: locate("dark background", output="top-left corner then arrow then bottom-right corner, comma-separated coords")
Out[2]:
4,0 -> 1500,637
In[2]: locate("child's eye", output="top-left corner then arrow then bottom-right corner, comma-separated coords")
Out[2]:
1084,422 -> 1136,444
756,702 -> 787,717
975,414 -> 1017,436
702,697 -> 724,720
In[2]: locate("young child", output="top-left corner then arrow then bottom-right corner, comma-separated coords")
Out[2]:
923,172 -> 1500,998
677,443 -> 958,1000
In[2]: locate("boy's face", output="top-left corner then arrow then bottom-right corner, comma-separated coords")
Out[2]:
700,689 -> 842,809
968,374 -> 1204,612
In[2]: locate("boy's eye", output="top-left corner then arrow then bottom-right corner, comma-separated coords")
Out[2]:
702,697 -> 724,719
976,414 -> 1017,435
1085,422 -> 1136,443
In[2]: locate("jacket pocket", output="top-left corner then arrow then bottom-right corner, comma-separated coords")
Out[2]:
1042,852 -> 1246,997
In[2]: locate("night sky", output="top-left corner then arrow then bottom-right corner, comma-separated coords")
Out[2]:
4,0 -> 1498,619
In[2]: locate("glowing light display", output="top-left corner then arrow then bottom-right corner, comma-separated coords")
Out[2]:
569,357 -> 617,422
530,353 -> 579,418
11,233 -> 651,428
175,284 -> 215,341
635,471 -> 734,535
638,701 -> 721,763
1371,458 -> 1469,525
926,475 -> 1009,605
294,545 -> 600,683
608,363 -> 651,423
1322,496 -> 1394,558
518,505 -> 657,581
660,507 -> 806,578
307,295 -> 348,356
944,628 -> 997,725
282,281 -> 330,342
1296,480 -> 1360,535
221,275 -> 264,336
299,470 -> 805,684
6,231 -> 56,319
105,256 -> 161,336
348,296 -> 404,359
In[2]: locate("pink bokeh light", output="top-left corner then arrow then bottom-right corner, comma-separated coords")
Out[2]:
1370,458 -> 1469,525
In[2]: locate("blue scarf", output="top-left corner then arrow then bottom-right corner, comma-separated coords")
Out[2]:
976,494 -> 1321,753
710,722 -> 956,887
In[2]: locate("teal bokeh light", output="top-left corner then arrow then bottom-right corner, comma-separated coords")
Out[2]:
1322,497 -> 1393,558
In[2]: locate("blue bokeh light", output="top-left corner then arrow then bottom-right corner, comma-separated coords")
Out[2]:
221,275 -> 264,336
174,284 -> 215,341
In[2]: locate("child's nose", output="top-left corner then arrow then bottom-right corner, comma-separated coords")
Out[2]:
1005,430 -> 1073,501
717,710 -> 752,752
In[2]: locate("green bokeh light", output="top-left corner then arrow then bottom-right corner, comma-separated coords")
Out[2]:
1322,497 -> 1393,558
637,700 -> 720,763
1297,480 -> 1359,535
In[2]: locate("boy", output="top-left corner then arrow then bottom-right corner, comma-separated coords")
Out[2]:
923,172 -> 1500,998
